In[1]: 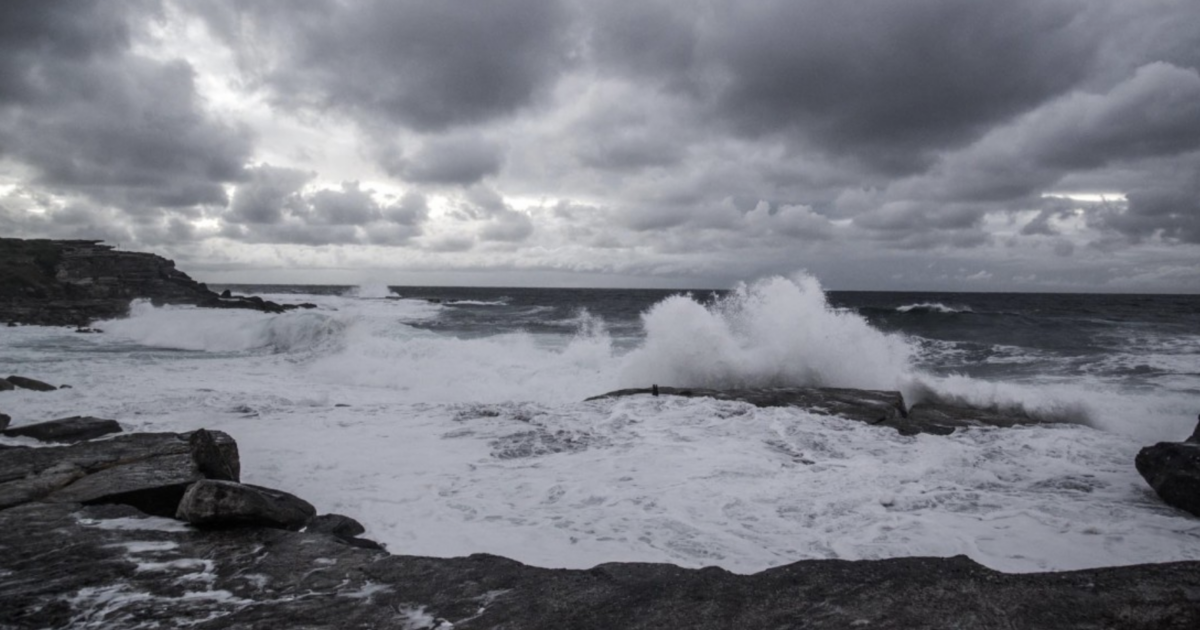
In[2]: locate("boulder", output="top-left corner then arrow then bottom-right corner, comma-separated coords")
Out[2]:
0,412 -> 9,431
1136,419 -> 1200,517
5,375 -> 57,392
0,379 -> 14,392
176,480 -> 315,530
307,513 -> 366,538
0,430 -> 239,516
2,416 -> 122,443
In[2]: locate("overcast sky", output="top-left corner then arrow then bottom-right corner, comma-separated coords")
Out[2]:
2,0 -> 1199,291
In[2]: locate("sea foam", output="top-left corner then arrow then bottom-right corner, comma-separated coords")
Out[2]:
620,273 -> 916,393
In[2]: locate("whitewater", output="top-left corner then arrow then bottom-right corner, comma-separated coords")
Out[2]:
3,273 -> 1199,574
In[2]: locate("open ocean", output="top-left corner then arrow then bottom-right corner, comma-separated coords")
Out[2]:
3,273 -> 1199,573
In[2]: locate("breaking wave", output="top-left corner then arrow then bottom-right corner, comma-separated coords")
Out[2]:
620,273 -> 916,393
895,302 -> 972,314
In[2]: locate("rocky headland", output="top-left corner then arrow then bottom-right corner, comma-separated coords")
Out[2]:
3,382 -> 1200,628
0,238 -> 311,327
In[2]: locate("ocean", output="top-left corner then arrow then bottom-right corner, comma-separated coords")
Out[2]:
3,272 -> 1199,573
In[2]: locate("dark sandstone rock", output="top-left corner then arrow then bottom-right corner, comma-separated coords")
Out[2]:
0,430 -> 239,515
176,480 -> 315,530
4,375 -> 57,392
0,379 -> 14,392
1137,435 -> 1200,518
307,513 -> 366,538
220,289 -> 232,298
2,501 -> 1200,629
2,416 -> 122,443
0,412 -> 9,431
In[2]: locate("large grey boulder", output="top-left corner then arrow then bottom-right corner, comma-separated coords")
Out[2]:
4,375 -> 57,392
0,429 -> 238,515
2,416 -> 122,443
1136,419 -> 1200,517
176,480 -> 315,530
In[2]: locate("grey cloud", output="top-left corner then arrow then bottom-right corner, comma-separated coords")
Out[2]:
480,210 -> 535,242
223,167 -> 427,245
227,165 -> 314,224
310,182 -> 381,225
394,136 -> 505,185
0,1 -> 252,212
198,0 -> 574,132
427,236 -> 476,253
384,192 -> 430,226
1099,183 -> 1200,244
704,0 -> 1094,172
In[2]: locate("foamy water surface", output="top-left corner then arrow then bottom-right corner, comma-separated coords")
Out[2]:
3,274 -> 1199,573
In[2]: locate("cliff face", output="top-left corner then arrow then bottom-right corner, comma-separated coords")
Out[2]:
0,238 -> 296,326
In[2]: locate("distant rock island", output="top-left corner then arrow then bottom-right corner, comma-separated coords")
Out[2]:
0,238 -> 310,327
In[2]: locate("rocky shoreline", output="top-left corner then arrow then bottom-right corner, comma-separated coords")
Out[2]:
3,381 -> 1200,628
0,238 -> 312,326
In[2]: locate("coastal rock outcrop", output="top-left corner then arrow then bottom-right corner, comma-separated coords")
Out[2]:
0,238 -> 308,326
587,386 -> 1043,437
589,386 -> 907,425
1,416 -> 122,443
0,430 -> 239,513
3,375 -> 58,392
1136,419 -> 1200,517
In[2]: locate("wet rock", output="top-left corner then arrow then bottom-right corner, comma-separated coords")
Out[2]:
0,430 -> 239,515
220,289 -> 231,298
176,480 -> 315,530
5,375 -> 57,392
188,428 -> 239,482
307,513 -> 366,538
882,401 -> 1038,436
0,462 -> 86,510
1136,422 -> 1200,517
589,386 -> 907,427
2,416 -> 122,443
0,412 -> 9,431
0,379 -> 15,392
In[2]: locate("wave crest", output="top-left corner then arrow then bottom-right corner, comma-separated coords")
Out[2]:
619,273 -> 916,391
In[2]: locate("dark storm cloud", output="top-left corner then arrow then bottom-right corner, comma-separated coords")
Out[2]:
391,136 -> 506,185
702,0 -> 1095,172
222,166 -> 427,246
197,0 -> 574,133
0,0 -> 252,212
227,165 -> 314,225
